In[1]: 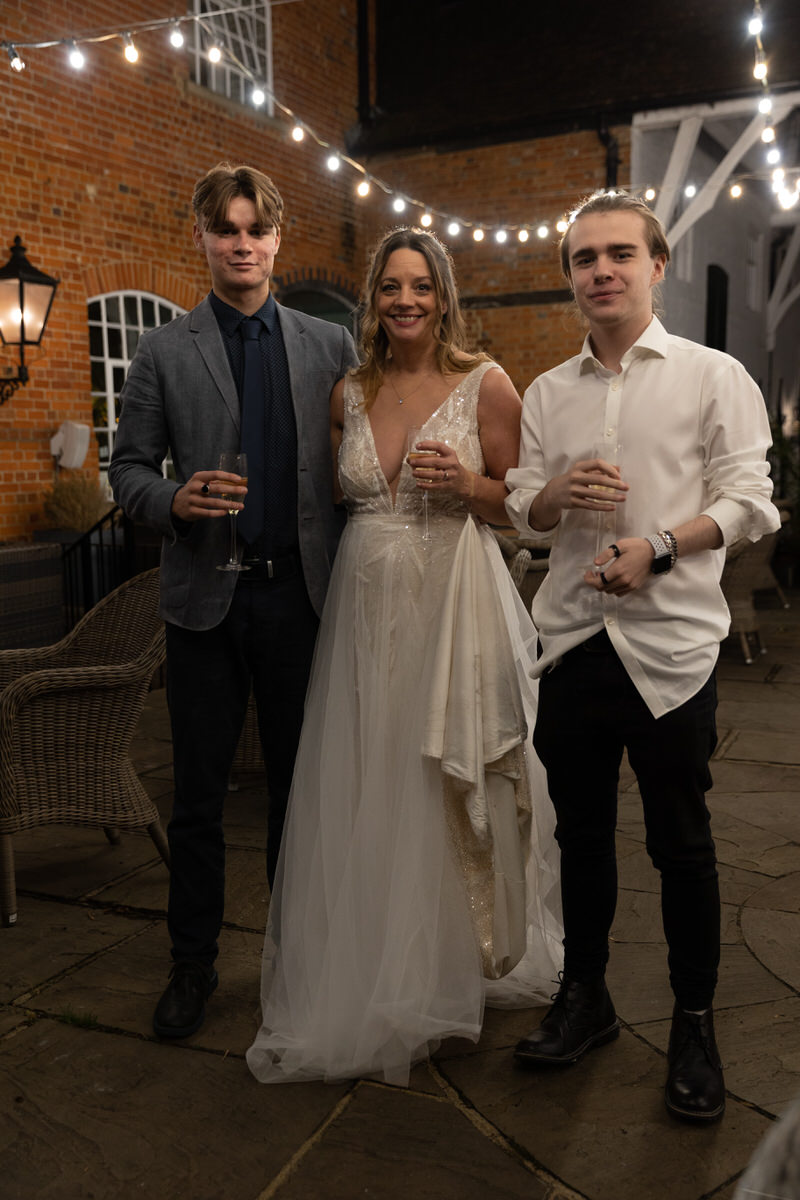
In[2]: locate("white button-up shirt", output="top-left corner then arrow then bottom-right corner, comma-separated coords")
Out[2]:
505,317 -> 781,717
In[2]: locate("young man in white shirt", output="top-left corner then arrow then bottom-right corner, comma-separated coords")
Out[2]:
505,191 -> 780,1122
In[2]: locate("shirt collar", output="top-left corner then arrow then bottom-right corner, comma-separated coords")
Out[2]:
209,290 -> 278,336
578,315 -> 668,375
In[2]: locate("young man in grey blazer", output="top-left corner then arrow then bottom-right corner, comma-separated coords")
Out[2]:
109,162 -> 358,1039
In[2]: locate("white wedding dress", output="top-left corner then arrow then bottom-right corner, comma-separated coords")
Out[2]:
246,362 -> 563,1086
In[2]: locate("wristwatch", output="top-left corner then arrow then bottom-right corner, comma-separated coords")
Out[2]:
645,531 -> 676,574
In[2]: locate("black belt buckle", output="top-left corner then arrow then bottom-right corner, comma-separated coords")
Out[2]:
239,550 -> 299,582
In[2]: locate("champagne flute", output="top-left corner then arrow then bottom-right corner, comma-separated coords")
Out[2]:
216,451 -> 250,571
406,427 -> 434,542
591,439 -> 623,574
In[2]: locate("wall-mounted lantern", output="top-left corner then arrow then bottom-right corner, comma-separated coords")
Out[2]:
0,235 -> 59,405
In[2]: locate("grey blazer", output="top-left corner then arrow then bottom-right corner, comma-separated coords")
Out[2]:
109,295 -> 359,629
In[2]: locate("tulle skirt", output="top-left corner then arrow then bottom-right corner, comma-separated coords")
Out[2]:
246,512 -> 562,1085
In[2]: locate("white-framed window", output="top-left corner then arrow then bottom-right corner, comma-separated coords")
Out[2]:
187,0 -> 274,113
88,291 -> 185,477
674,224 -> 694,284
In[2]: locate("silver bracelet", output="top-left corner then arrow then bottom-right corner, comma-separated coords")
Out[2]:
658,529 -> 678,568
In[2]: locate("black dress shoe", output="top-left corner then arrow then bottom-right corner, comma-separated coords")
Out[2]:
665,1004 -> 725,1122
153,961 -> 218,1039
514,974 -> 620,1066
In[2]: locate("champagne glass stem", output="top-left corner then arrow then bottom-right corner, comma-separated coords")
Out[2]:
229,512 -> 238,565
421,493 -> 430,541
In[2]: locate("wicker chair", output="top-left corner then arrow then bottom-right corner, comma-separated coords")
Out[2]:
493,529 -> 552,610
0,567 -> 169,926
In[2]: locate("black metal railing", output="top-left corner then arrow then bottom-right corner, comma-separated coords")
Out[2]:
61,508 -> 161,629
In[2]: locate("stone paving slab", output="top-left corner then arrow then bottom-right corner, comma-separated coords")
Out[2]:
721,729 -> 800,765
440,1029 -> 771,1200
611,888 -> 741,946
0,1020 -> 348,1200
741,908 -> 800,991
711,792 -> 800,845
275,1078 -> 561,1200
2,897 -> 154,1005
716,696 -> 800,734
9,825 -> 166,904
23,922 -> 264,1055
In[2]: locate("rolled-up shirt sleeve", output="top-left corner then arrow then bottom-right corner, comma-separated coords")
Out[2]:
699,355 -> 781,545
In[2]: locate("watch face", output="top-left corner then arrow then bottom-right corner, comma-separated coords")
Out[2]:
651,552 -> 672,574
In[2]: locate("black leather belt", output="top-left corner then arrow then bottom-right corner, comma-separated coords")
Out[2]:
237,549 -> 300,582
577,628 -> 615,654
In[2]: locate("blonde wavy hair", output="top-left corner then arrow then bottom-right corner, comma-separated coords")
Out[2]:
354,227 -> 487,408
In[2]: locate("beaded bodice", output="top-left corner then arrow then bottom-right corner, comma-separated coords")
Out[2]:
338,362 -> 497,519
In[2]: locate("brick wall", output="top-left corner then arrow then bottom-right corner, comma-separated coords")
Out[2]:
0,0 -> 629,540
0,0 -> 362,540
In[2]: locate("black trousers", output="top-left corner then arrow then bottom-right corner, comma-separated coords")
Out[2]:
164,568 -> 318,966
533,631 -> 720,1011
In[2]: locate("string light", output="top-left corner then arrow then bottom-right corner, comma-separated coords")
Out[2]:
3,2 -> 795,241
67,40 -> 85,70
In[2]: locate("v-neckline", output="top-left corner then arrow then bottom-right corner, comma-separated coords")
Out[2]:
365,377 -> 465,508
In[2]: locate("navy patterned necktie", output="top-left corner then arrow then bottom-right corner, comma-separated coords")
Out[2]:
237,317 -> 264,545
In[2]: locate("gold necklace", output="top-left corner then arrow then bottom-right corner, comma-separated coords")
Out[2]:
385,369 -> 435,405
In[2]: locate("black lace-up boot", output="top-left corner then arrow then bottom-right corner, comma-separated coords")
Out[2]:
665,1004 -> 725,1122
514,974 -> 620,1066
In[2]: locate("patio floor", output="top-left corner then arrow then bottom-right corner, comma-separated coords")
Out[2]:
2,591 -> 800,1200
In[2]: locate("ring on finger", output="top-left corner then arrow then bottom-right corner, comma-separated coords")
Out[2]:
444,470 -> 449,482
201,483 -> 210,497
599,571 -> 608,586
609,543 -> 621,558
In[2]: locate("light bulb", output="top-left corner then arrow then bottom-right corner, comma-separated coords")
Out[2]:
326,154 -> 340,172
420,213 -> 433,227
685,184 -> 697,198
169,23 -> 185,49
67,41 -> 85,70
778,188 -> 799,210
447,222 -> 460,237
748,16 -> 763,36
753,58 -> 767,81
356,179 -> 370,197
767,147 -> 781,164
7,45 -> 25,71
758,95 -> 772,114
472,228 -> 485,242
291,124 -> 304,141
123,34 -> 139,63
495,229 -> 508,243
392,197 -> 406,213
556,219 -> 569,234
730,184 -> 743,198
252,87 -> 265,107
761,125 -> 775,143
208,43 -> 222,64
645,187 -> 656,201
517,229 -> 529,243
537,224 -> 548,239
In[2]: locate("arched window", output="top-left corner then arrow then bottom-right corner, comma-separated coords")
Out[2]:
705,265 -> 728,352
279,285 -> 357,332
88,291 -> 185,475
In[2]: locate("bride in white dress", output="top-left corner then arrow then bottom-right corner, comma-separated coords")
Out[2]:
246,228 -> 562,1086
